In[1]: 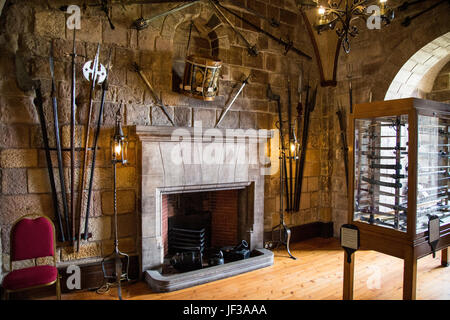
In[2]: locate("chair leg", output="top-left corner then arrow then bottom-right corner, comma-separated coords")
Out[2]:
3,289 -> 9,300
56,276 -> 61,300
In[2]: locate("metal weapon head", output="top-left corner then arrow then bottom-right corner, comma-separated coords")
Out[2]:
298,70 -> 303,94
266,84 -> 280,101
269,18 -> 280,28
247,45 -> 259,57
15,54 -> 38,92
49,41 -> 55,80
131,62 -> 141,73
243,73 -> 251,84
132,17 -> 149,30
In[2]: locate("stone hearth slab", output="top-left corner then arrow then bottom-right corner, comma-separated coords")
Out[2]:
145,248 -> 274,292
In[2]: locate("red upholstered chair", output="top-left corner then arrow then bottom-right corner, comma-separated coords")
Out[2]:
2,215 -> 61,300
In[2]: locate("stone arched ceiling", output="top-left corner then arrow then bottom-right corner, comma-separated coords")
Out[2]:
385,32 -> 450,100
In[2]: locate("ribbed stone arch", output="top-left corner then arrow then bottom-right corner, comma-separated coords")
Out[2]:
385,32 -> 450,100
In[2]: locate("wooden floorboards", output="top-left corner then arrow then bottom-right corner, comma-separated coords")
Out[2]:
60,238 -> 450,300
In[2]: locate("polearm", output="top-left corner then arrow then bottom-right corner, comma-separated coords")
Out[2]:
77,44 -> 101,251
208,0 -> 258,56
49,41 -> 70,241
133,62 -> 175,126
287,77 -> 293,212
293,71 -> 303,211
15,55 -> 65,242
267,84 -> 290,212
294,85 -> 317,211
215,75 -> 250,128
70,28 -> 77,243
83,48 -> 113,241
336,107 -> 349,189
215,0 -> 312,60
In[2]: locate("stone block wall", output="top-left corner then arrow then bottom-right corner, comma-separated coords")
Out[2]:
427,61 -> 450,103
0,0 -> 332,276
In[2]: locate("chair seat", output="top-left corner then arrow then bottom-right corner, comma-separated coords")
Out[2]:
2,265 -> 58,291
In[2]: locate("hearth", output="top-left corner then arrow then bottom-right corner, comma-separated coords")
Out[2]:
135,125 -> 274,291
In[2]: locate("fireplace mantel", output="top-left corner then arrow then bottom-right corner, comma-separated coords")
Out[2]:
134,125 -> 274,142
134,125 -> 273,273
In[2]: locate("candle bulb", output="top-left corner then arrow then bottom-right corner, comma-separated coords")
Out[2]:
318,6 -> 326,24
379,0 -> 387,15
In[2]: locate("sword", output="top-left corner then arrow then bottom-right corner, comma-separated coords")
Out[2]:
132,0 -> 200,30
132,62 -> 175,126
215,75 -> 250,128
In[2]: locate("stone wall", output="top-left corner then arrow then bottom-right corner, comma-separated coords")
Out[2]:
0,0 -> 332,276
427,61 -> 450,103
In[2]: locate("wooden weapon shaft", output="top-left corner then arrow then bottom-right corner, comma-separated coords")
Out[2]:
77,44 -> 101,251
70,28 -> 77,242
50,42 -> 70,241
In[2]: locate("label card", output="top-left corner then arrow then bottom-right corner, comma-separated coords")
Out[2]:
340,224 -> 360,263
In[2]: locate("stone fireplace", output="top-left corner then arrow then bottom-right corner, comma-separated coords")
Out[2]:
135,125 -> 274,279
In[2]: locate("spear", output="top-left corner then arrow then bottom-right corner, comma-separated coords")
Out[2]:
49,41 -> 71,241
77,44 -> 101,251
83,48 -> 113,241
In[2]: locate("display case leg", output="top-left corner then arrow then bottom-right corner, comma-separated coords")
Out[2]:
441,248 -> 449,267
343,251 -> 355,300
403,253 -> 417,300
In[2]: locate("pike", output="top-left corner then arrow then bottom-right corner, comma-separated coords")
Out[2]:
215,75 -> 250,128
294,84 -> 317,211
267,84 -> 289,212
70,28 -> 77,242
49,42 -> 71,241
287,76 -> 293,211
83,48 -> 113,241
132,62 -> 175,126
15,55 -> 65,242
208,0 -> 258,56
77,44 -> 101,251
336,106 -> 349,189
214,0 -> 312,60
293,71 -> 303,210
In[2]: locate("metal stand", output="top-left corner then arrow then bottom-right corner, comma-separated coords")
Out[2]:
101,160 -> 129,300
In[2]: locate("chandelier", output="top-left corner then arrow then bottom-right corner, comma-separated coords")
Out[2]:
297,0 -> 394,53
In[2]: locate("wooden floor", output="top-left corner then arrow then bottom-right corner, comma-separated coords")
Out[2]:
61,238 -> 449,300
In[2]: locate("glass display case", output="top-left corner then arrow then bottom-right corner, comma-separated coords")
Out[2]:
344,98 -> 450,300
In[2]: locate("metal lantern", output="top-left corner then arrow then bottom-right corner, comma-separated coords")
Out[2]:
101,105 -> 129,300
111,107 -> 128,165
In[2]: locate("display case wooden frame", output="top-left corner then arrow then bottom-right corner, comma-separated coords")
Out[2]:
344,98 -> 450,300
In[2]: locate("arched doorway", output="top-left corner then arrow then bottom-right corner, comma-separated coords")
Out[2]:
385,32 -> 450,100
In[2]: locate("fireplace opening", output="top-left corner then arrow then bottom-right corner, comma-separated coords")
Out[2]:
161,189 -> 255,274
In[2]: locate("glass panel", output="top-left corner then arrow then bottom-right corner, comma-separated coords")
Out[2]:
354,115 -> 409,232
416,114 -> 450,234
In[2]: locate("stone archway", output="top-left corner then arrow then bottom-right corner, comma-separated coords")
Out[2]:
385,32 -> 450,100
